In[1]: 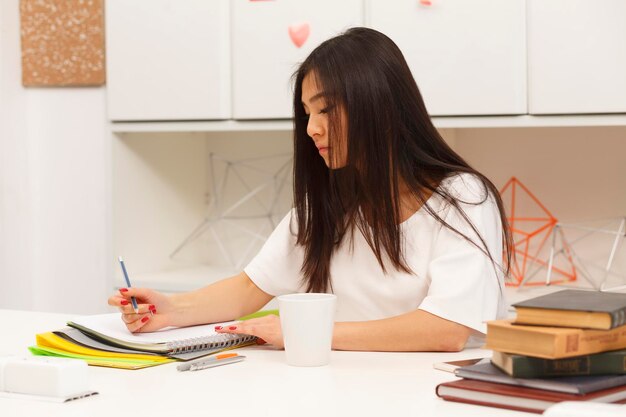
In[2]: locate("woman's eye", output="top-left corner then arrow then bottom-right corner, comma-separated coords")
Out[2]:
320,105 -> 334,114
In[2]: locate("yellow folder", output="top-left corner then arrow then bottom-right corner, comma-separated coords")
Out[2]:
30,332 -> 173,369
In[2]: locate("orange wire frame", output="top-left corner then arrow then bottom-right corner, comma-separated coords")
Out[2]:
500,177 -> 577,287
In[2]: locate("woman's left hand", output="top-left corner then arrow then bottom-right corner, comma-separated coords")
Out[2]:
215,314 -> 283,348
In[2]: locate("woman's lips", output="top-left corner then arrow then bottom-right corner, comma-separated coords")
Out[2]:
318,147 -> 328,154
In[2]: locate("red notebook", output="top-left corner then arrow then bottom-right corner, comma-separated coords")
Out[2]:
436,379 -> 626,414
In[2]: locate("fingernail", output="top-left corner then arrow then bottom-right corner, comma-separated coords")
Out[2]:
119,288 -> 128,293
150,308 -> 157,314
149,305 -> 156,311
141,316 -> 149,323
228,326 -> 237,330
121,300 -> 129,305
215,326 -> 222,330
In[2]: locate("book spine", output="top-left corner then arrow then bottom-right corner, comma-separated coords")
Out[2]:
612,309 -> 626,328
509,354 -> 626,378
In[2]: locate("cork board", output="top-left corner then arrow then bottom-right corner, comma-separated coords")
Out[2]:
20,0 -> 105,86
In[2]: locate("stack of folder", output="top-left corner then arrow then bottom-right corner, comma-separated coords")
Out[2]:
29,311 -> 275,370
30,328 -> 174,370
436,289 -> 626,414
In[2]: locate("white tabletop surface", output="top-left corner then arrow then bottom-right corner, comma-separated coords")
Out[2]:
0,309 -> 534,417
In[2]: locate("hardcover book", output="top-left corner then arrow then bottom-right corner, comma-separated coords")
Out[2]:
485,319 -> 626,359
454,361 -> 626,394
436,378 -> 626,414
513,289 -> 626,330
492,349 -> 626,378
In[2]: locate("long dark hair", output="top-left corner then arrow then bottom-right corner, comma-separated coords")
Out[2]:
292,27 -> 512,293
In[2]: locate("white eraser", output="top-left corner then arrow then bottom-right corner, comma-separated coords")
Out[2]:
0,356 -> 90,398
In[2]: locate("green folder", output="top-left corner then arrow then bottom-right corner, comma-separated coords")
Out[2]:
238,309 -> 279,321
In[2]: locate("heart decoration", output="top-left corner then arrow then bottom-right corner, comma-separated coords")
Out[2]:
288,23 -> 310,48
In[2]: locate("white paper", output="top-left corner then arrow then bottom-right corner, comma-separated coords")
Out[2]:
70,313 -> 235,344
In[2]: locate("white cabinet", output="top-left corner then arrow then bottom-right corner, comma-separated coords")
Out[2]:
106,0 -> 231,121
104,0 -> 626,124
231,0 -> 363,119
528,0 -> 626,114
367,0 -> 527,116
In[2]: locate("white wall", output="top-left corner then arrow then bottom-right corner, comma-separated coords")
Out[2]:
0,0 -> 33,310
454,127 -> 626,222
112,131 -> 293,291
0,0 -> 110,314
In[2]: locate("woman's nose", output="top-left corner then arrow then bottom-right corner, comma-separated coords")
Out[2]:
307,116 -> 324,139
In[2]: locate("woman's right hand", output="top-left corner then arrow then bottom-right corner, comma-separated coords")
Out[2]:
107,287 -> 175,333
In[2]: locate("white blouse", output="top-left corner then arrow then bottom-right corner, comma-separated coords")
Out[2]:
244,173 -> 508,346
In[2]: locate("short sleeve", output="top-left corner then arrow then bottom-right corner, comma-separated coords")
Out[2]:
244,210 -> 305,296
418,174 -> 508,335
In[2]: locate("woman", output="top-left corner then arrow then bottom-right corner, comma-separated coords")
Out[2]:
109,27 -> 511,352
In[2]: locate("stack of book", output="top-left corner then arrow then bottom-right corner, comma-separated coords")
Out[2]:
436,289 -> 626,414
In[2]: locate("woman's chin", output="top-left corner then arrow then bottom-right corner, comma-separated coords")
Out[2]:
321,155 -> 348,170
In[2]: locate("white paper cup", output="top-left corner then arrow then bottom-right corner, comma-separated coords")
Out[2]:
278,293 -> 337,367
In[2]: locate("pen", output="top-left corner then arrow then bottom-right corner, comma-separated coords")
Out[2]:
177,353 -> 245,372
118,256 -> 139,314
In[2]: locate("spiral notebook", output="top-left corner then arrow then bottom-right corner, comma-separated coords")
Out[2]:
67,313 -> 256,360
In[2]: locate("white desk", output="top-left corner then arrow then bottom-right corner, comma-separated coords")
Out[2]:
0,309 -> 532,417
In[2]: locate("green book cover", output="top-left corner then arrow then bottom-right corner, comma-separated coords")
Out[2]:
492,349 -> 626,378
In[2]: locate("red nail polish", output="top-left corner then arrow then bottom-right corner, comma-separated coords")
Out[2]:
151,308 -> 157,314
228,326 -> 237,330
149,305 -> 155,310
215,326 -> 222,330
121,300 -> 129,305
141,316 -> 149,323
119,288 -> 128,293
